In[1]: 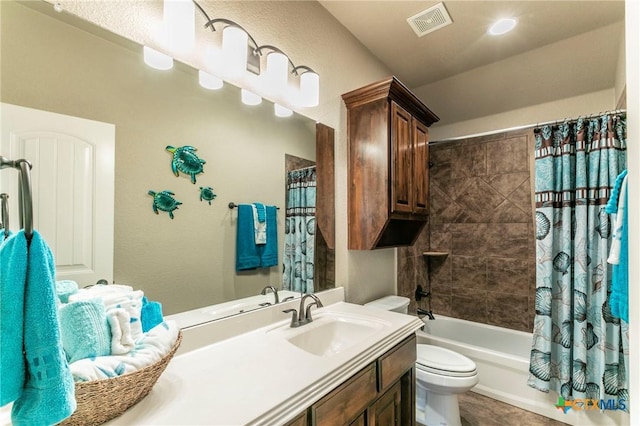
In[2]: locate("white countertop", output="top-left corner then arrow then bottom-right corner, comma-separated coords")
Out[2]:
106,301 -> 423,425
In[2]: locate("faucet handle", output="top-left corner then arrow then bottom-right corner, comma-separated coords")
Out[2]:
282,309 -> 300,328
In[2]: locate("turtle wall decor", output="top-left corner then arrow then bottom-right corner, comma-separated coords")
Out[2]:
148,190 -> 182,219
166,145 -> 206,184
199,186 -> 217,205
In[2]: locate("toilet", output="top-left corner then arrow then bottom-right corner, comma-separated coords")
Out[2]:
364,296 -> 478,426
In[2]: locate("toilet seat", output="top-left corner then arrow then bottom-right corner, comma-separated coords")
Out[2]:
416,344 -> 477,377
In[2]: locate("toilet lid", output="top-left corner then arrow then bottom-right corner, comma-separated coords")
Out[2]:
416,344 -> 476,377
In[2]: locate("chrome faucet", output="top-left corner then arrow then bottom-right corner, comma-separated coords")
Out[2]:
282,293 -> 324,327
260,285 -> 279,304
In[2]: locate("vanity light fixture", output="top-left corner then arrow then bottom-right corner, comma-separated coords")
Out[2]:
241,89 -> 262,106
198,70 -> 223,90
143,46 -> 174,70
144,1 -> 320,115
487,17 -> 518,36
194,1 -> 320,110
274,104 -> 293,117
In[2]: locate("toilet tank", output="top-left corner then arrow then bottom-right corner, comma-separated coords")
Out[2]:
364,295 -> 410,314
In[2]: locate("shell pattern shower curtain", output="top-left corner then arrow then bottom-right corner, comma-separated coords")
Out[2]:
528,115 -> 629,408
283,166 -> 316,293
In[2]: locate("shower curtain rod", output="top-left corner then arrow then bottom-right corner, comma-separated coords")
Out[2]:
431,108 -> 627,145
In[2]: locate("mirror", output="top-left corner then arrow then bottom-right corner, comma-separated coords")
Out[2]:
0,1 -> 335,323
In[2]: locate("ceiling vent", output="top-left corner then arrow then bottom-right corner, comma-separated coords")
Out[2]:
406,2 -> 452,37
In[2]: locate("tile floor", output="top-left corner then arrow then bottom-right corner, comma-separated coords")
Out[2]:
458,392 -> 569,426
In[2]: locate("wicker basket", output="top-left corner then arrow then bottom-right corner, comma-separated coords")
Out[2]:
59,331 -> 183,426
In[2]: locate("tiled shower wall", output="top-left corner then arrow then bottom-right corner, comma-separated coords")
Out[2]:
398,130 -> 537,332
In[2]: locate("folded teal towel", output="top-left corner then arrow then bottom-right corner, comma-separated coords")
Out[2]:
59,299 -> 112,363
141,297 -> 164,332
236,204 -> 260,271
56,279 -> 79,303
0,231 -> 28,406
10,231 -> 76,425
259,206 -> 278,268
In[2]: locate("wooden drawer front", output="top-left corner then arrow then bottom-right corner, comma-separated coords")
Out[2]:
378,335 -> 416,392
312,363 -> 377,425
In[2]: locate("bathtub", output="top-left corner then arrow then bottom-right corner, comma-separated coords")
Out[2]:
415,315 -> 628,426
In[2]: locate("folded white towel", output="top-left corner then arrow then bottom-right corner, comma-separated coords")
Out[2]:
107,308 -> 135,355
69,288 -> 144,342
69,320 -> 179,382
252,204 -> 267,245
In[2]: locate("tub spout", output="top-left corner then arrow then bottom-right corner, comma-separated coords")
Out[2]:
417,308 -> 435,320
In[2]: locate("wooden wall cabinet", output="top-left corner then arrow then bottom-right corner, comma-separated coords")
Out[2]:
342,76 -> 439,249
284,335 -> 416,426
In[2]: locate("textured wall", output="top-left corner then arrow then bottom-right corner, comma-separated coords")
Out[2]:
398,129 -> 536,332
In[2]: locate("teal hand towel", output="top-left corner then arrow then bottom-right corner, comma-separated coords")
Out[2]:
259,206 -> 278,268
56,279 -> 79,303
0,231 -> 28,406
141,297 -> 164,332
236,204 -> 260,271
11,230 -> 76,426
59,299 -> 112,363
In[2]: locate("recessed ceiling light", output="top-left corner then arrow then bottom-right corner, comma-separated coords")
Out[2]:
488,18 -> 518,36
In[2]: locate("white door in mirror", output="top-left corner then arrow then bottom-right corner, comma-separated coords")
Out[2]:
0,103 -> 115,285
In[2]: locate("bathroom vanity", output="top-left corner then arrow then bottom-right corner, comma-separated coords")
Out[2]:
103,289 -> 423,425
286,334 -> 416,425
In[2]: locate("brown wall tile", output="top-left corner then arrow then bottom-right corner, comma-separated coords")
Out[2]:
451,256 -> 487,291
451,143 -> 487,179
486,136 -> 529,175
401,128 -> 537,331
486,292 -> 530,332
486,258 -> 530,295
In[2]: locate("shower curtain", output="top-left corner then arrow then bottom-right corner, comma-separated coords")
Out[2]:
528,114 -> 629,408
283,166 -> 316,293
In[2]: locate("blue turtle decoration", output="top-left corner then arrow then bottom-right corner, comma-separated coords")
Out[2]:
199,186 -> 217,205
148,190 -> 182,219
166,145 -> 206,184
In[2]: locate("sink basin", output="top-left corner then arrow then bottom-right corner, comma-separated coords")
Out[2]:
270,312 -> 388,357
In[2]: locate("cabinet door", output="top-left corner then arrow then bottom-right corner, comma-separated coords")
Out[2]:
367,381 -> 402,426
390,101 -> 413,214
285,411 -> 308,426
412,119 -> 429,216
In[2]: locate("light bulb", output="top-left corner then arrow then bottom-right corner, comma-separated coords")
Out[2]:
299,71 -> 319,107
143,46 -> 173,70
264,51 -> 289,95
488,18 -> 518,36
241,89 -> 262,106
164,0 -> 195,52
199,70 -> 223,90
274,104 -> 293,118
222,26 -> 248,76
